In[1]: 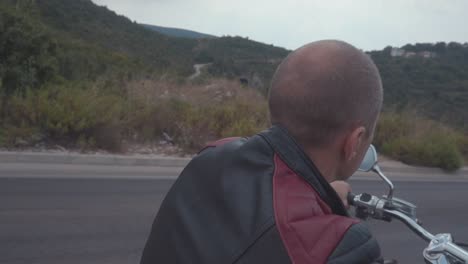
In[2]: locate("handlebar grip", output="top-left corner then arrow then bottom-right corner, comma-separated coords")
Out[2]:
347,192 -> 356,206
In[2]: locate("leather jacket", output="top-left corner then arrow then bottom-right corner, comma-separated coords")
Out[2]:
140,125 -> 382,264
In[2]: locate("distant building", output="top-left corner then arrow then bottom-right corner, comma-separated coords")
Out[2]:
390,47 -> 437,59
419,51 -> 436,58
391,47 -> 405,57
404,52 -> 417,58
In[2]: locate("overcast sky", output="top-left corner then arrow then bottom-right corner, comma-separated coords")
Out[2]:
92,0 -> 468,51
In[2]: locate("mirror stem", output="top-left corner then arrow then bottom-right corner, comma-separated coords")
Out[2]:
373,164 -> 394,202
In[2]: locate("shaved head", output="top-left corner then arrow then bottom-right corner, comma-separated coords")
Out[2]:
269,40 -> 383,148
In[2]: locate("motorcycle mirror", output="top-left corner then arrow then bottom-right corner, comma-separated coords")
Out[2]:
358,144 -> 396,202
358,144 -> 378,172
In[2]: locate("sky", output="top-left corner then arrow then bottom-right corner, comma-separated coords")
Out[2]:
92,0 -> 468,51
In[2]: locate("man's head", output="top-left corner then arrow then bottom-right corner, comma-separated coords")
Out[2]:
269,40 -> 383,181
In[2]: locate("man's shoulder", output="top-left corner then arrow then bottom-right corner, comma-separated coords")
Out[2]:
194,134 -> 274,165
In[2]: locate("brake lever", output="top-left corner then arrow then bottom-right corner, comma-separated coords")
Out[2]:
385,196 -> 422,225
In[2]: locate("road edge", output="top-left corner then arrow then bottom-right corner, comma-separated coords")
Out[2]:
0,151 -> 189,167
0,151 -> 467,177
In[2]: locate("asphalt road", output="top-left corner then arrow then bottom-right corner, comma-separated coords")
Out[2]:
1,163 -> 468,264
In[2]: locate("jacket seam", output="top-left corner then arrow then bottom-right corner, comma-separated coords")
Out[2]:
229,216 -> 276,263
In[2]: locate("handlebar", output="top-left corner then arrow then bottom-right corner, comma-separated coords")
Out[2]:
348,192 -> 433,241
348,192 -> 468,263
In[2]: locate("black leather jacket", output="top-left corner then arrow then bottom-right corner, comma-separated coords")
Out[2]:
141,125 -> 382,264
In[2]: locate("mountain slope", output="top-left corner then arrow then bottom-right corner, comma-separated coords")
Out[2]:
27,0 -> 289,91
34,0 -> 197,75
142,24 -> 216,39
2,0 -> 467,131
369,43 -> 468,129
0,0 -> 142,97
199,37 -> 289,94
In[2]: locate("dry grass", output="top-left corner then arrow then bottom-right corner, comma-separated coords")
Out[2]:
1,78 -> 466,171
0,78 -> 269,152
375,111 -> 465,171
124,78 -> 269,151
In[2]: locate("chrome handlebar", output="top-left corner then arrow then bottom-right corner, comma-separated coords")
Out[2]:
348,193 -> 468,264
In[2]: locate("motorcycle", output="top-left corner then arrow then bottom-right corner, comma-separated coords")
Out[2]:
350,145 -> 468,264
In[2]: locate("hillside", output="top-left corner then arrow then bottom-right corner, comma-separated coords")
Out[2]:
0,0 -> 467,169
2,0 -> 467,128
33,0 -> 288,92
369,43 -> 468,130
0,1 -> 143,100
199,37 -> 289,94
142,24 -> 216,39
0,0 -> 289,148
34,0 -> 197,75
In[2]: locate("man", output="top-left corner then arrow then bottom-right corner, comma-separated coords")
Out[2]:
141,40 -> 384,264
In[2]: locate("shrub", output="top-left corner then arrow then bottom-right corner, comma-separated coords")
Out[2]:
455,133 -> 468,162
374,112 -> 412,147
123,78 -> 269,151
375,111 -> 465,171
381,133 -> 463,171
0,124 -> 40,147
3,84 -> 125,151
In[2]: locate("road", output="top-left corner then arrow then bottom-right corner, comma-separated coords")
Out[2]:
1,163 -> 468,264
188,63 -> 211,80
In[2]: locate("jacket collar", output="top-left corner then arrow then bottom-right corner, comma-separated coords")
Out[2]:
259,125 -> 348,216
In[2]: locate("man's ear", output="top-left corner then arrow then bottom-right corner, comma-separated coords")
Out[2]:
343,126 -> 366,162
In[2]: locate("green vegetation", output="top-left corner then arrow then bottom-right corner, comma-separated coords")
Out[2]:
34,0 -> 196,75
0,0 -> 144,95
369,44 -> 468,131
375,111 -> 465,171
122,78 -> 269,151
201,37 -> 288,95
2,79 -> 268,151
2,0 -> 289,91
0,0 -> 275,150
3,83 -> 125,150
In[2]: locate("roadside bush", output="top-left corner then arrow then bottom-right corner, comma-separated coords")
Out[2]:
216,100 -> 268,138
3,84 -> 125,150
123,79 -> 269,151
455,133 -> 468,162
0,124 -> 40,147
375,111 -> 464,171
374,112 -> 412,147
173,98 -> 268,150
381,133 -> 463,172
8,76 -> 466,170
